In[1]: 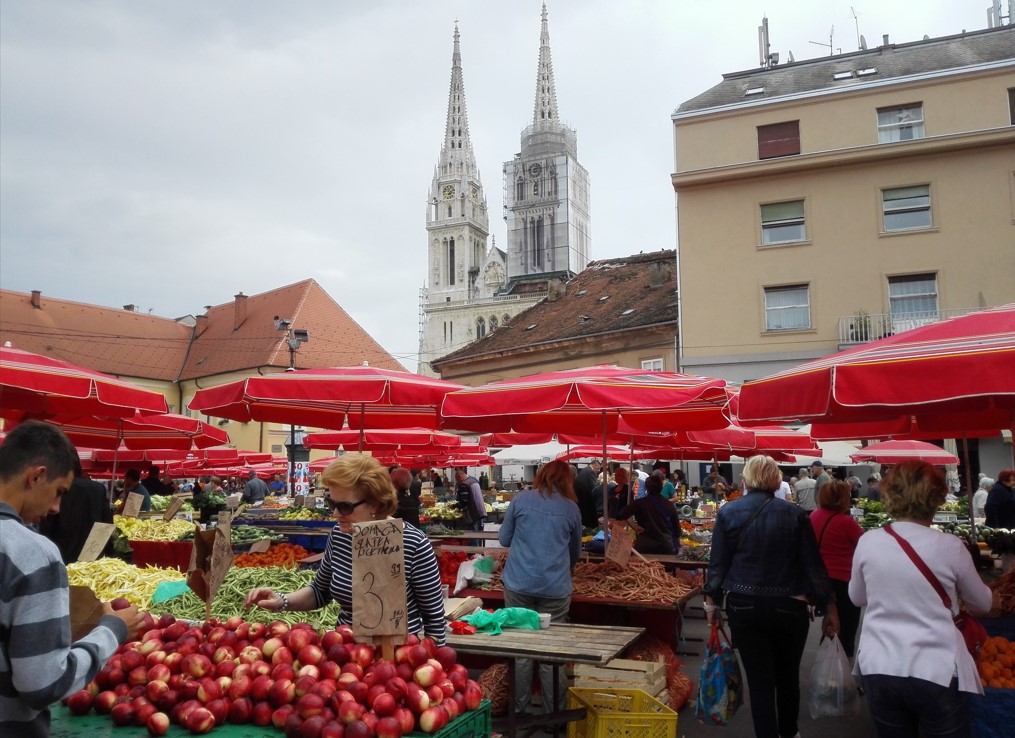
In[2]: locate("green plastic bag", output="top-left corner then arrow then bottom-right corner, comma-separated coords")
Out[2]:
461,607 -> 541,635
151,580 -> 192,604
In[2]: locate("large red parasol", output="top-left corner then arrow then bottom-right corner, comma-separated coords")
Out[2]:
188,366 -> 465,430
0,345 -> 169,418
13,411 -> 230,451
737,303 -> 1015,429
302,428 -> 464,451
849,439 -> 959,465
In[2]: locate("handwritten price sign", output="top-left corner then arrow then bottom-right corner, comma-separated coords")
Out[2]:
351,518 -> 408,638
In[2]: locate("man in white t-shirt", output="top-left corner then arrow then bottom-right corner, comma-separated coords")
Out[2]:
793,468 -> 817,511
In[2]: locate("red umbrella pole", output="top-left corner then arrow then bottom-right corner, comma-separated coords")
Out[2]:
601,411 -> 609,555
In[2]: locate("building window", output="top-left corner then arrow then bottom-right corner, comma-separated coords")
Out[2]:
764,285 -> 811,331
757,120 -> 800,159
1009,88 -> 1015,125
502,313 -> 510,324
760,200 -> 806,245
877,104 -> 924,143
489,315 -> 499,331
641,358 -> 663,372
476,317 -> 486,338
447,238 -> 456,285
888,274 -> 938,325
882,185 -> 932,232
516,178 -> 525,201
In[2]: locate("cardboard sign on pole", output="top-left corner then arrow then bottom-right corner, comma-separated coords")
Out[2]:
122,492 -> 144,518
605,520 -> 634,567
162,495 -> 185,522
186,518 -> 234,619
78,522 -> 116,562
351,517 -> 408,654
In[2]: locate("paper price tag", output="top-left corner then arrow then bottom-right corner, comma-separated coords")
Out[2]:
351,518 -> 408,639
122,492 -> 144,518
226,493 -> 241,509
78,522 -> 116,562
163,495 -> 185,522
295,494 -> 306,508
605,520 -> 634,567
248,539 -> 271,554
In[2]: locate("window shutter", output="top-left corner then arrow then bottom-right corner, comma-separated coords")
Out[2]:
758,121 -> 800,159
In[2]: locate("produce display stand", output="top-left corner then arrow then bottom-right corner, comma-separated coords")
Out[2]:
457,586 -> 698,653
231,514 -> 334,552
446,622 -> 643,738
971,615 -> 1015,738
50,700 -> 492,738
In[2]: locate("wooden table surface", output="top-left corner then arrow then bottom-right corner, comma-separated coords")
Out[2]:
446,621 -> 643,665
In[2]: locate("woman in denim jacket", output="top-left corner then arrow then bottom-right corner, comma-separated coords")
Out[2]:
703,455 -> 839,738
498,459 -> 583,716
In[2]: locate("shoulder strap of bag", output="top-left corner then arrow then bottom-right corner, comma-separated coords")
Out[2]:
883,524 -> 953,609
816,512 -> 837,549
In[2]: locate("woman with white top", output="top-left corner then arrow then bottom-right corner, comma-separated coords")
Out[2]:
850,461 -> 996,738
972,477 -> 992,524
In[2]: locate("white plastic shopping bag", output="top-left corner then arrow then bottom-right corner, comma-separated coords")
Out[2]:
808,635 -> 860,719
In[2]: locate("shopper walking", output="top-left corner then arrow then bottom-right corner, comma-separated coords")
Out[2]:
704,454 -> 838,738
810,480 -> 864,657
850,461 -> 996,738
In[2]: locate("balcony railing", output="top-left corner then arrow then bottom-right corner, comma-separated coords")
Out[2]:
838,307 -> 981,345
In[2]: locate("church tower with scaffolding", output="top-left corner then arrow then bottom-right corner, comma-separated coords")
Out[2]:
503,2 -> 590,285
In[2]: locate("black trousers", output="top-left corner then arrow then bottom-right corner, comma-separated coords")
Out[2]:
725,593 -> 810,738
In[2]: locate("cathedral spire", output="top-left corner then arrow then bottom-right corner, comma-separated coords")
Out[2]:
532,2 -> 559,126
439,21 -> 477,177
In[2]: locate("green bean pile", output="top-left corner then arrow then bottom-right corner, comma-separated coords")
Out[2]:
153,566 -> 340,630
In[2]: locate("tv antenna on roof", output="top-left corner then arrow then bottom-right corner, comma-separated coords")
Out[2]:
860,34 -> 868,50
851,6 -> 864,50
809,25 -> 838,55
758,16 -> 780,67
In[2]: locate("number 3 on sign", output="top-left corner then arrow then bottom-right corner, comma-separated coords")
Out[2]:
351,518 -> 408,638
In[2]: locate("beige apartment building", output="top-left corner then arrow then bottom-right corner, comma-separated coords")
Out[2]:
672,26 -> 1015,384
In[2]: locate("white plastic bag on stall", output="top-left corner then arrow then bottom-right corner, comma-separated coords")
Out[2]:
808,635 -> 860,719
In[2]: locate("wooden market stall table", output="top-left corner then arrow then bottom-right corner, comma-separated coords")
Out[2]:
447,621 -> 644,738
232,513 -> 334,552
427,529 -> 503,541
457,585 -> 698,653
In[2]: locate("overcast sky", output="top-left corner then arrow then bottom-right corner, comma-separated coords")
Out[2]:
0,1 -> 991,372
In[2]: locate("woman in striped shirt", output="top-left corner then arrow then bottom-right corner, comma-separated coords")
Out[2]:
244,453 -> 446,645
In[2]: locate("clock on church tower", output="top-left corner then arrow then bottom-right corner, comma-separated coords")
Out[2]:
442,185 -> 455,199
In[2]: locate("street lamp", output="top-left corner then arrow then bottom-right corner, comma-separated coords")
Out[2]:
275,317 -> 310,495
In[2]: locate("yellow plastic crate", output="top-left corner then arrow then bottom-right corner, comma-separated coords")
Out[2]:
567,687 -> 677,738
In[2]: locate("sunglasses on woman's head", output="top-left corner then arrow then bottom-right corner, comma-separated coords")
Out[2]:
325,498 -> 367,516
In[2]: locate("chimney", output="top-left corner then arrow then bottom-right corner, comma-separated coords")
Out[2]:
546,278 -> 566,302
195,313 -> 209,336
30,290 -> 41,309
233,292 -> 248,331
882,34 -> 890,46
123,304 -> 135,312
648,261 -> 674,288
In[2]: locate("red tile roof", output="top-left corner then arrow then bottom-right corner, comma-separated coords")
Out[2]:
0,280 -> 403,382
432,250 -> 677,370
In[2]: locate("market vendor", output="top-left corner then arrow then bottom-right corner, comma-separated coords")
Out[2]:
614,472 -> 682,554
0,421 -> 145,737
244,453 -> 446,645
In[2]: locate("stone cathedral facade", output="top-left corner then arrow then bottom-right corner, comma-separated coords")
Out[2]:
418,4 -> 590,377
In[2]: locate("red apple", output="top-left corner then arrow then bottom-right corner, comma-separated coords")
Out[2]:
147,663 -> 171,684
184,706 -> 216,734
371,691 -> 396,717
349,644 -> 374,669
320,630 -> 343,650
298,644 -> 325,666
66,689 -> 94,715
146,710 -> 170,737
122,649 -> 145,672
376,715 -> 403,738
163,652 -> 184,674
215,660 -> 236,679
145,650 -> 167,667
212,646 -> 235,664
393,706 -> 415,734
156,689 -> 179,713
239,645 -> 262,664
233,663 -> 253,680
251,660 -> 272,677
252,700 -> 274,726
128,666 -> 149,687
385,676 -> 408,701
111,597 -> 132,611
182,653 -> 212,679
405,684 -> 430,714
272,703 -> 295,729
433,646 -> 457,672
320,660 -> 342,681
173,697 -> 202,724
298,664 -> 321,680
262,637 -> 286,658
301,715 -> 328,738
322,720 -> 347,738
247,622 -> 268,640
196,678 -> 222,704
251,674 -> 273,702
205,697 -> 229,725
448,668 -> 467,693
297,692 -> 326,719
346,680 -> 368,704
134,701 -> 158,726
340,662 -> 364,680
395,663 -> 413,682
284,712 -> 305,738
294,674 -> 317,698
273,663 -> 297,682
406,645 -> 428,669
228,697 -> 253,724
463,680 -> 483,710
163,622 -> 187,642
267,620 -> 290,638
286,628 -> 312,651
110,702 -> 135,726
442,696 -> 460,721
94,690 -> 118,714
451,691 -> 466,716
310,680 -> 337,701
337,699 -> 365,725
269,677 -> 296,706
413,664 -> 439,688
437,679 -> 454,699
272,647 -> 295,666
228,675 -> 253,700
425,685 -> 444,705
225,615 -> 244,630
145,680 -> 169,703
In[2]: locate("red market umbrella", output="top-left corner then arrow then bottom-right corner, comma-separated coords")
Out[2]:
737,303 -> 1015,428
440,365 -> 730,545
188,366 -> 465,431
0,345 -> 168,418
849,439 -> 959,465
302,427 -> 464,450
19,411 -> 230,451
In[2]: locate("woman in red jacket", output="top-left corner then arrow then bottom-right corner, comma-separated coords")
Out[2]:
810,479 -> 864,657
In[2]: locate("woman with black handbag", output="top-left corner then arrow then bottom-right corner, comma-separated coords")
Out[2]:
703,454 -> 838,738
850,461 -> 997,738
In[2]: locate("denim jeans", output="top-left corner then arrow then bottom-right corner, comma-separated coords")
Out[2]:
862,674 -> 971,738
725,593 -> 810,738
502,587 -> 571,714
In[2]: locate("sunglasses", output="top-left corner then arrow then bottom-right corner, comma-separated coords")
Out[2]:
324,498 -> 367,516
